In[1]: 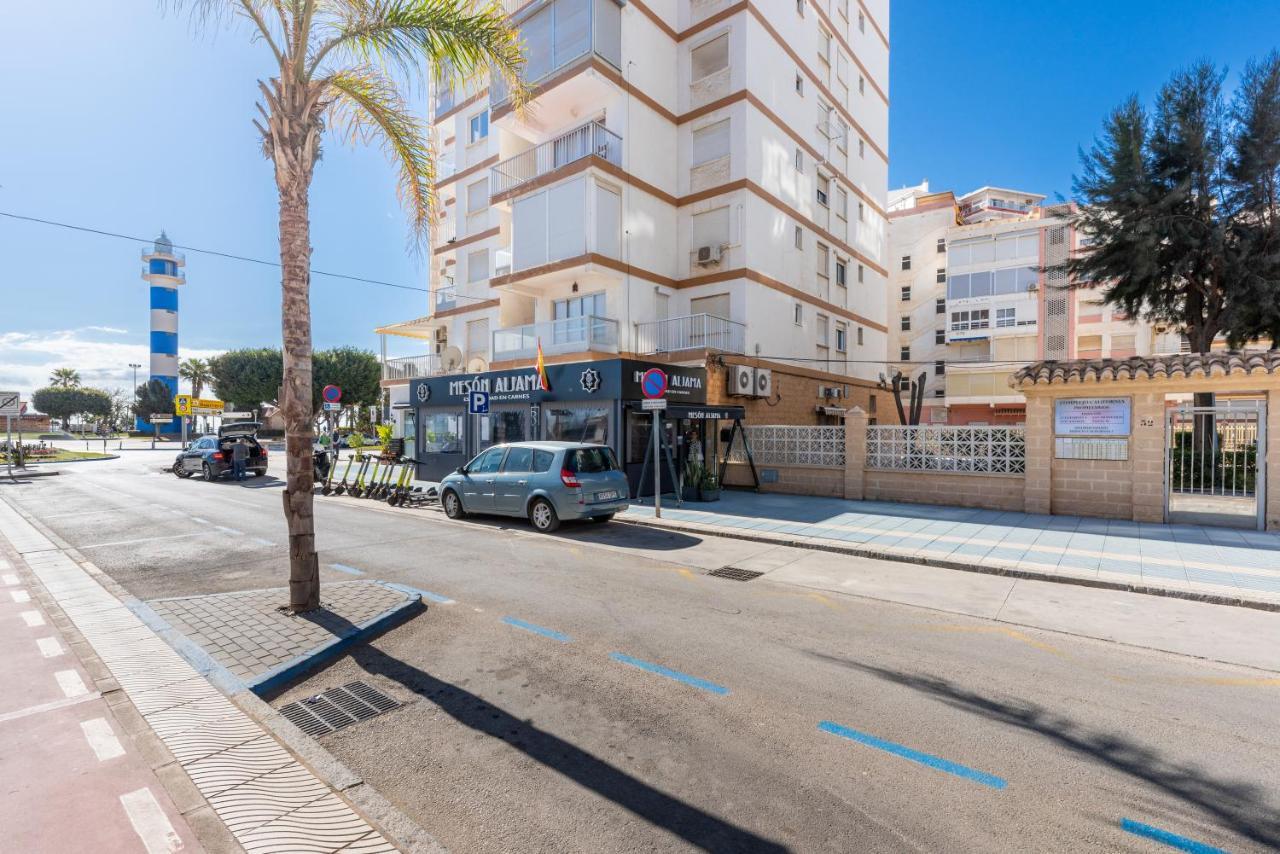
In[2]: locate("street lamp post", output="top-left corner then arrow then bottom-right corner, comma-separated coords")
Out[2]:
128,363 -> 142,446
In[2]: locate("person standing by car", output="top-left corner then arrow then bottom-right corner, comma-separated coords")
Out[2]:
231,437 -> 249,481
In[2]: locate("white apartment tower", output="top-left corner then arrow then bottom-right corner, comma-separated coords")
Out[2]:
378,0 -> 891,424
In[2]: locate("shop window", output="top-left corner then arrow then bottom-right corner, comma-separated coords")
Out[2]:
545,406 -> 609,444
421,413 -> 461,453
490,410 -> 526,445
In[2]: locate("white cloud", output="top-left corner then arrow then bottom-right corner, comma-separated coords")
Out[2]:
0,329 -> 223,402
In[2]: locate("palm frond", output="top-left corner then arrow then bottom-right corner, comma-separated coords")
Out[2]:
310,0 -> 526,105
166,0 -> 290,64
323,66 -> 436,244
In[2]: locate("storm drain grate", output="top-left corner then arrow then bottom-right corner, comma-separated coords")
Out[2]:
707,566 -> 765,582
278,680 -> 399,737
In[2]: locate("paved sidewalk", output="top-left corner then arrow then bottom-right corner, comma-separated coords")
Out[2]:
622,492 -> 1280,609
0,499 -> 401,853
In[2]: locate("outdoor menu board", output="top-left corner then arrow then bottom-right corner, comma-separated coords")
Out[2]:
1053,397 -> 1131,436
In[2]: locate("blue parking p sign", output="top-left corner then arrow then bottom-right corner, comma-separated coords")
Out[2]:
467,390 -> 490,415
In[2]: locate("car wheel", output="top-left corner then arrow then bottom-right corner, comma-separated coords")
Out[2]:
202,462 -> 216,482
589,513 -> 615,524
173,463 -> 191,479
529,498 -> 560,533
442,489 -> 466,519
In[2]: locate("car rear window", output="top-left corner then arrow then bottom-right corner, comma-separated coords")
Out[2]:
568,447 -> 618,473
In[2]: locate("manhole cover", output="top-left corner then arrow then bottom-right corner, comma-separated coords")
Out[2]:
707,567 -> 765,582
278,680 -> 399,737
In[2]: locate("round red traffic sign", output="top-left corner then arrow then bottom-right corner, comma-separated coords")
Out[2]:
322,384 -> 342,404
640,368 -> 668,399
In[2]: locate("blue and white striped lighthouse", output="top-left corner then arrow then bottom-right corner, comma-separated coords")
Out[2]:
137,231 -> 185,433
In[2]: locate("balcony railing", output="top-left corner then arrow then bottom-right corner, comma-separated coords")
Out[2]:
382,354 -> 442,381
491,0 -> 622,106
140,266 -> 186,284
491,120 -> 622,196
492,315 -> 618,361
434,286 -> 457,313
140,249 -> 186,263
636,314 -> 746,355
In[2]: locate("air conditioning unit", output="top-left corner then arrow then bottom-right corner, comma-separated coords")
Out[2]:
696,245 -> 723,266
728,364 -> 755,396
755,368 -> 773,398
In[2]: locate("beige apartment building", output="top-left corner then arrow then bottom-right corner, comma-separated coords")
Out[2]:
376,0 -> 893,433
887,181 -> 1172,425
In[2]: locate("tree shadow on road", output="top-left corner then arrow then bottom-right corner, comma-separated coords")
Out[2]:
345,642 -> 789,854
809,652 -> 1280,849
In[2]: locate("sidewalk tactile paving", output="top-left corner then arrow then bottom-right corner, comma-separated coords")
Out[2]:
0,496 -> 398,853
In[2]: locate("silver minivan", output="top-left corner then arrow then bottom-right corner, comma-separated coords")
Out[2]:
438,441 -> 630,532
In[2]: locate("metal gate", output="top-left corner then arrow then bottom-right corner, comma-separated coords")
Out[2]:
1165,403 -> 1266,529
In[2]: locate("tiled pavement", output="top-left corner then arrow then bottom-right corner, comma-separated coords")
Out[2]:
147,581 -> 414,685
622,492 -> 1280,608
0,498 -> 400,853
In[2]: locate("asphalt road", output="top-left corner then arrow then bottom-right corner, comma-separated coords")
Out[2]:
5,448 -> 1280,853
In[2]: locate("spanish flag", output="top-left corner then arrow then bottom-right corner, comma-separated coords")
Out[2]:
535,338 -> 551,391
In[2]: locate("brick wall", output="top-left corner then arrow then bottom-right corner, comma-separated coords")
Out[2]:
863,469 -> 1025,512
723,461 -> 845,497
1049,458 -> 1133,519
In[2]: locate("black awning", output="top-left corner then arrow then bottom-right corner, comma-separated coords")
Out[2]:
626,402 -> 746,420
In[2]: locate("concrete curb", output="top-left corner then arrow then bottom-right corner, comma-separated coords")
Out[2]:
617,515 -> 1280,614
2,468 -> 60,479
20,454 -> 120,465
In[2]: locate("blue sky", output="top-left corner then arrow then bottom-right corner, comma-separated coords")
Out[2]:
3,1 -> 1279,399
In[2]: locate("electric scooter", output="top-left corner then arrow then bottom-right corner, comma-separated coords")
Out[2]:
358,458 -> 381,498
342,456 -> 371,496
319,452 -> 339,495
371,461 -> 395,500
332,455 -> 358,495
387,459 -> 414,505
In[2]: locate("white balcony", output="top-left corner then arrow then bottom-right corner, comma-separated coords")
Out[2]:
491,120 -> 621,197
492,315 -> 618,361
382,354 -> 442,381
491,0 -> 622,110
636,314 -> 746,355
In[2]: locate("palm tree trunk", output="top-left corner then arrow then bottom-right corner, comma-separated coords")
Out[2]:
279,182 -> 320,612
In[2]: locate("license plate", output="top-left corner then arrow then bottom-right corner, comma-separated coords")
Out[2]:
595,490 -> 618,501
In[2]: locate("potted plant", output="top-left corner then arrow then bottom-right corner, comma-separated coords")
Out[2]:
681,459 -> 704,502
699,468 -> 721,502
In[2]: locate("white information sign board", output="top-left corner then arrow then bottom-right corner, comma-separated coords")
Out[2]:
1053,397 -> 1131,436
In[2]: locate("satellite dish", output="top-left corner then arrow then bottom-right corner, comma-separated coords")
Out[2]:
466,357 -> 488,373
441,346 -> 464,372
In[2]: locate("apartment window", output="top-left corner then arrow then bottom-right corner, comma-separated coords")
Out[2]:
950,309 -> 990,331
835,259 -> 847,287
795,147 -> 804,172
838,120 -> 849,152
901,255 -> 911,271
937,237 -> 947,253
996,307 -> 1017,328
936,268 -> 946,284
794,225 -> 803,249
796,0 -> 804,16
691,206 -> 731,253
835,323 -> 848,352
816,314 -> 829,347
816,243 -> 830,287
691,119 -> 731,166
900,285 -> 911,301
468,110 -> 489,144
835,187 -> 848,220
818,28 -> 831,64
900,345 -> 911,361
935,360 -> 946,376
858,10 -> 865,32
935,329 -> 946,345
857,137 -> 865,159
935,297 -> 946,314
857,264 -> 865,283
858,201 -> 866,223
900,315 -> 911,332
934,388 -> 945,398
466,248 -> 489,283
857,327 -> 864,346
837,0 -> 849,18
859,76 -> 865,95
554,292 -> 607,324
466,178 -> 488,213
794,303 -> 803,325
837,53 -> 849,85
691,34 -> 729,82
816,174 -> 830,207
795,72 -> 804,96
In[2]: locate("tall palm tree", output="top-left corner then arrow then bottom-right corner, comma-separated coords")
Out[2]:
180,357 -> 213,400
176,0 -> 524,611
50,367 -> 81,388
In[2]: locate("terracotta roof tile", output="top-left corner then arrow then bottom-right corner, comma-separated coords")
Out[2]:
1011,350 -> 1280,387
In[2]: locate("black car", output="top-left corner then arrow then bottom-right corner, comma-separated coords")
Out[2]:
173,422 -> 268,481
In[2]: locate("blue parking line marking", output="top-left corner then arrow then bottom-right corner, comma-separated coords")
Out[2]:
501,616 -> 571,643
329,563 -> 365,576
609,653 -> 730,695
818,721 -> 1007,789
383,582 -> 455,604
1120,819 -> 1227,854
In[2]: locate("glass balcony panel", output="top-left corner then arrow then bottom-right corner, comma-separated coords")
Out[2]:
492,315 -> 618,361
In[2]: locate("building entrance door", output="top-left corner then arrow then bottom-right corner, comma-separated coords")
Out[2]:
1165,402 -> 1266,529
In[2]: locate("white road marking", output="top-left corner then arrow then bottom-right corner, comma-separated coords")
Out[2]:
20,610 -> 45,627
2,573 -> 18,585
190,517 -> 210,524
80,717 -> 126,761
37,636 -> 64,658
0,691 -> 101,724
251,537 -> 275,547
37,508 -> 131,520
214,525 -> 243,535
10,589 -> 30,603
119,788 -> 183,854
55,669 -> 89,699
79,532 -> 208,549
